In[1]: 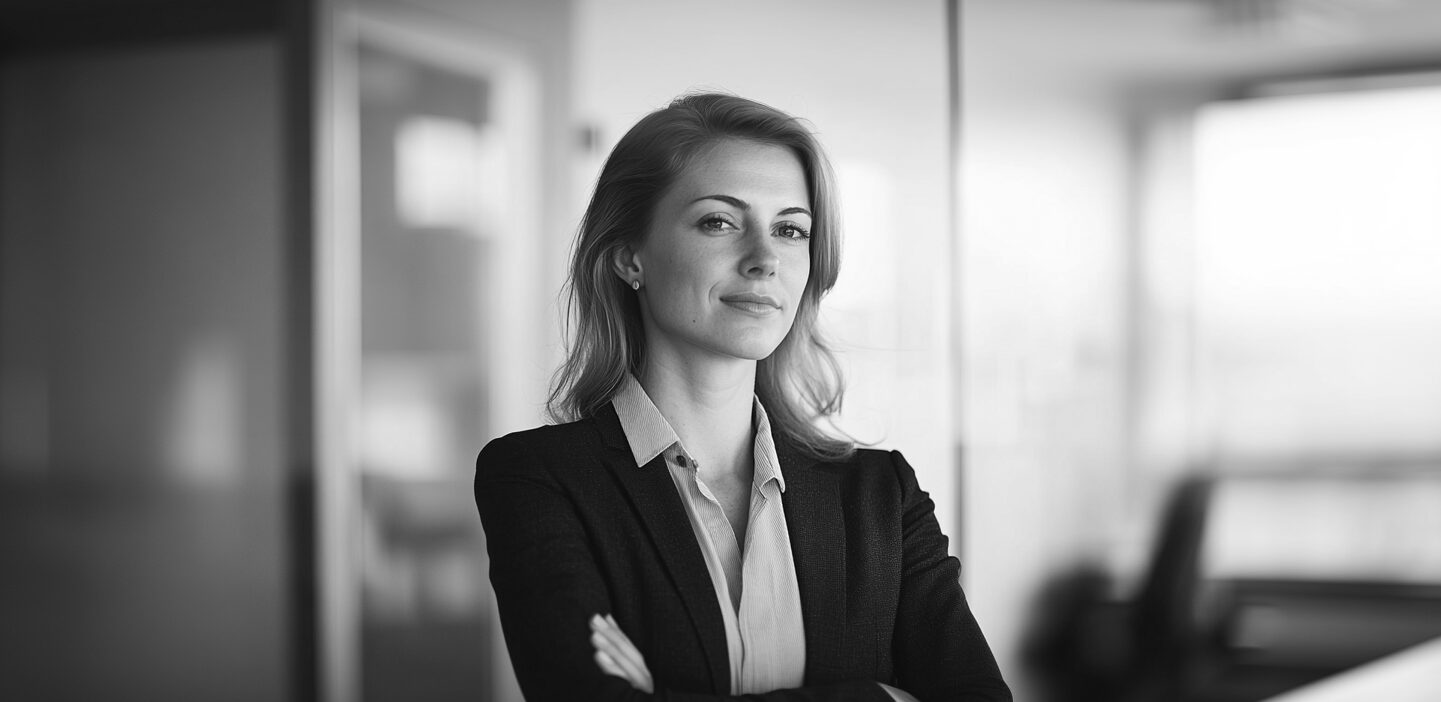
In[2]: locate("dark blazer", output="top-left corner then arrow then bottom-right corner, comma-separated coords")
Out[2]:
474,404 -> 1011,701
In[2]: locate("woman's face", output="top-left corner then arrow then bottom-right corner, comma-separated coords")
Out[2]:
624,138 -> 813,365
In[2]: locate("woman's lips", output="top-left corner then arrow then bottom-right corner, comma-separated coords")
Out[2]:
720,292 -> 782,315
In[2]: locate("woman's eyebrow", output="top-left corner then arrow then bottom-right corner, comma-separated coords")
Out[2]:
690,195 -> 812,218
691,194 -> 748,209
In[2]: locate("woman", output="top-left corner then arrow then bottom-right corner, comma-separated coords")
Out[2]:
475,92 -> 1010,701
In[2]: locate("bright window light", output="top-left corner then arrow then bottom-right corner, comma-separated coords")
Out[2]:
1193,83 -> 1441,458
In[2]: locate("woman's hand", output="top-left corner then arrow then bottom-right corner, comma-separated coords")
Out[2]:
590,613 -> 654,693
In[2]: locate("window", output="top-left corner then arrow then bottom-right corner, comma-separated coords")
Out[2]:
1189,80 -> 1441,461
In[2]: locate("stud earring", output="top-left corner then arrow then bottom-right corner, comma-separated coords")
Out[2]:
631,280 -> 641,291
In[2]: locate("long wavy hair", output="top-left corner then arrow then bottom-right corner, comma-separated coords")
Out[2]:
548,92 -> 852,460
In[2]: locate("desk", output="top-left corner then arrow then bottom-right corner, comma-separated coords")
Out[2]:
1263,636 -> 1441,701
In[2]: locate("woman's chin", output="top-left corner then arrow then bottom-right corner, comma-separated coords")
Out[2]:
726,342 -> 786,363
649,323 -> 790,364
675,336 -> 780,364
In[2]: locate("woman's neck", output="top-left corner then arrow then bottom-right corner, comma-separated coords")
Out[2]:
638,355 -> 756,481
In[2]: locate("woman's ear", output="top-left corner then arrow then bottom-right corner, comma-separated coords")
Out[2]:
610,244 -> 643,286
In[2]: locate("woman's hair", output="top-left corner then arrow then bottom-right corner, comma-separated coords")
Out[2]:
548,91 -> 853,460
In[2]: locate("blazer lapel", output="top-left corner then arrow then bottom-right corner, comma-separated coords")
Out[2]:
779,445 -> 848,683
593,405 -> 730,692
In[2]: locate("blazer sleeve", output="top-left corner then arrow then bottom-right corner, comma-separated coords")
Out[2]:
475,434 -> 893,702
888,451 -> 1012,701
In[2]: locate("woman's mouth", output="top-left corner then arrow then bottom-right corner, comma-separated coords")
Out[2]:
720,292 -> 782,315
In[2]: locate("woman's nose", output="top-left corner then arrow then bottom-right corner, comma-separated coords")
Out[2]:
740,230 -> 780,278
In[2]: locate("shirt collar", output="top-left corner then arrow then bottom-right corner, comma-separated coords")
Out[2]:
612,374 -> 681,469
751,397 -> 786,493
611,374 -> 787,493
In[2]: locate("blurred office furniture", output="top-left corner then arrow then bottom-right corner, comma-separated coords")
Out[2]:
1028,471 -> 1441,702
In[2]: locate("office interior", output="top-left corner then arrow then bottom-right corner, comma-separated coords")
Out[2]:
2,0 -> 1440,700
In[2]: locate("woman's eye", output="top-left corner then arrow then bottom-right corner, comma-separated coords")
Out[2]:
776,222 -> 811,240
699,215 -> 736,232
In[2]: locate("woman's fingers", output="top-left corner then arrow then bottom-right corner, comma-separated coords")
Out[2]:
594,649 -> 627,679
605,614 -> 630,644
591,620 -> 647,686
589,613 -> 654,692
603,615 -> 654,691
601,614 -> 641,662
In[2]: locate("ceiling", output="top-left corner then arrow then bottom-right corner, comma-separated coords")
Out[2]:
965,0 -> 1441,90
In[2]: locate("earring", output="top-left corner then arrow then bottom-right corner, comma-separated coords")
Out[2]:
631,280 -> 641,291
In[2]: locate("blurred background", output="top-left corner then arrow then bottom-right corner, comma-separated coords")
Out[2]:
2,0 -> 1440,701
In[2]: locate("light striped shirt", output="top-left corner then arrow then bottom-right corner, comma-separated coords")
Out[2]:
612,375 -> 807,693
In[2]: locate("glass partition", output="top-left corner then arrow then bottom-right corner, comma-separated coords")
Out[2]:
318,7 -> 542,701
